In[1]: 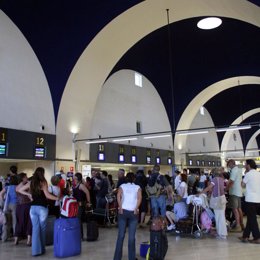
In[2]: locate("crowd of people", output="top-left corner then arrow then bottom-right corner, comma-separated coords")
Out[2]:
0,159 -> 260,259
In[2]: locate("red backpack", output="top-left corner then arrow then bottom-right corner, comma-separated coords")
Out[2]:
60,196 -> 79,218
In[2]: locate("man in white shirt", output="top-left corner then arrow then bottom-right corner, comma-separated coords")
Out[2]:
227,159 -> 244,232
240,159 -> 260,244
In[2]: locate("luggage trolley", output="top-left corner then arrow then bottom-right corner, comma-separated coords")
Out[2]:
170,194 -> 209,239
92,193 -> 117,226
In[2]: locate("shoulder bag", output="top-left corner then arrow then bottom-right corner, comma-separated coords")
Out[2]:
209,178 -> 227,210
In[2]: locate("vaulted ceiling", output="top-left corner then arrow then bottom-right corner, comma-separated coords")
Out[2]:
1,0 -> 260,151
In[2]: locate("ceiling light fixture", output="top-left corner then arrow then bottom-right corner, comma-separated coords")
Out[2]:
112,137 -> 138,142
197,17 -> 222,30
216,125 -> 251,132
143,134 -> 171,139
176,130 -> 209,136
86,140 -> 108,144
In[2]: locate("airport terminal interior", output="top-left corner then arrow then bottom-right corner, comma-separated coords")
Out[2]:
0,0 -> 260,259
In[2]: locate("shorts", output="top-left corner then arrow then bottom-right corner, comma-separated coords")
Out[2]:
228,195 -> 241,209
166,211 -> 177,222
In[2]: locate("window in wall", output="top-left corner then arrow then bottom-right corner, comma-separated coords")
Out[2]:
200,106 -> 205,115
135,72 -> 142,87
202,137 -> 206,147
136,121 -> 142,133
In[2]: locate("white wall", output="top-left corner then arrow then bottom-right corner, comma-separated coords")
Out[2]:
175,107 -> 219,164
17,161 -> 55,184
0,11 -> 55,134
89,69 -> 172,151
186,108 -> 219,153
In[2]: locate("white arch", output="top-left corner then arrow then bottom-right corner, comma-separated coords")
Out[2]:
221,108 -> 260,152
0,11 -> 55,134
56,0 -> 260,160
174,76 -> 260,162
245,129 -> 260,157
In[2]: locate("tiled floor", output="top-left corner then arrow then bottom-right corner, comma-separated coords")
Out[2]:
1,223 -> 260,260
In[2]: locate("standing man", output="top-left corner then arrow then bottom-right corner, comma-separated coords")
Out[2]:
150,165 -> 171,217
116,169 -> 126,189
227,159 -> 244,232
240,159 -> 260,243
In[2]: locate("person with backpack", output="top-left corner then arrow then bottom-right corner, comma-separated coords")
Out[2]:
147,165 -> 171,218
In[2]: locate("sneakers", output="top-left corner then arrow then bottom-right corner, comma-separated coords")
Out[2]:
216,235 -> 227,240
167,224 -> 176,231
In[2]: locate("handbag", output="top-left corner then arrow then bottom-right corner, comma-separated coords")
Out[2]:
209,178 -> 226,210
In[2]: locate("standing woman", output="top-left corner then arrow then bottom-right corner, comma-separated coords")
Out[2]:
177,174 -> 188,203
0,175 -> 18,242
15,172 -> 32,245
113,172 -> 142,260
72,172 -> 91,238
201,168 -> 227,240
18,167 -> 58,256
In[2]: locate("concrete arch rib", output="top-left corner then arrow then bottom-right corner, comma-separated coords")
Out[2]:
174,76 -> 260,160
221,108 -> 260,152
56,0 -> 260,160
245,129 -> 260,157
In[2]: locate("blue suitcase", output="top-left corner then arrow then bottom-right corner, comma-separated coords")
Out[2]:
54,218 -> 81,258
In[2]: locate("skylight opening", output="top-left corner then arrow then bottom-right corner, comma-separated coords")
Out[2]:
197,17 -> 222,30
135,72 -> 142,87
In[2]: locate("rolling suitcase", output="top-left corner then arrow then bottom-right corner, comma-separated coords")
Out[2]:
46,215 -> 56,246
149,230 -> 168,260
86,221 -> 99,241
54,218 -> 81,258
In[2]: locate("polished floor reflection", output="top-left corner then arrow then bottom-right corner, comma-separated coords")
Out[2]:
1,223 -> 260,260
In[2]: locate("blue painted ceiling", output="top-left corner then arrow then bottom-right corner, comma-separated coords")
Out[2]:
0,0 -> 260,150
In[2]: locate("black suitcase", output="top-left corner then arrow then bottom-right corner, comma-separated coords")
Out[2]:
149,230 -> 168,260
86,221 -> 99,241
46,215 -> 56,246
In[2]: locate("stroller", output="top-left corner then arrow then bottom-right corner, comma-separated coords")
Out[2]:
170,194 -> 214,239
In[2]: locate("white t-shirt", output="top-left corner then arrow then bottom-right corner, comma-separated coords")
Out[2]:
174,175 -> 181,190
177,182 -> 188,199
242,169 -> 260,203
229,166 -> 242,197
48,185 -> 60,206
121,183 -> 140,211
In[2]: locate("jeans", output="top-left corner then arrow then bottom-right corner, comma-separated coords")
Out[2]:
30,206 -> 48,256
243,202 -> 260,239
113,210 -> 138,260
1,203 -> 16,241
151,195 -> 166,217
